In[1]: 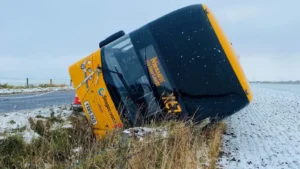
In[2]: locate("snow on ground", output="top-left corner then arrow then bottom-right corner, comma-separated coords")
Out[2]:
123,127 -> 168,140
0,86 -> 74,95
218,84 -> 300,169
0,105 -> 73,142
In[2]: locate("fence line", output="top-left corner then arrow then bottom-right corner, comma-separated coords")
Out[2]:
0,78 -> 72,87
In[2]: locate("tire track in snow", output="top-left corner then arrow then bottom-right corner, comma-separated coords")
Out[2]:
218,84 -> 300,169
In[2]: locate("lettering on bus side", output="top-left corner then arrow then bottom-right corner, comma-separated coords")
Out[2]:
161,93 -> 182,113
84,101 -> 98,125
103,95 -> 117,124
146,56 -> 165,86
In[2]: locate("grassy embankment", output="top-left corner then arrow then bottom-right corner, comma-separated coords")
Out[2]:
0,110 -> 226,169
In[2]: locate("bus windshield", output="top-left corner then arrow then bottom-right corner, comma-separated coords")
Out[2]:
101,35 -> 161,119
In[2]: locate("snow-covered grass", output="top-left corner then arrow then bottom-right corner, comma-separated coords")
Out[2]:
0,105 -> 73,142
0,86 -> 74,95
218,84 -> 300,169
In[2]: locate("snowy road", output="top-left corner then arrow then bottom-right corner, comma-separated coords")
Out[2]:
219,84 -> 300,169
0,91 -> 75,113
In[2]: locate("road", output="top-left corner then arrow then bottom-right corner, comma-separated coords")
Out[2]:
219,84 -> 300,169
0,91 -> 75,113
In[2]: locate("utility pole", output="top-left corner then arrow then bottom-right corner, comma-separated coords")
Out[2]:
26,78 -> 29,88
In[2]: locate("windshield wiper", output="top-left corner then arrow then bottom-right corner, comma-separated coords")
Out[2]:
97,66 -> 135,101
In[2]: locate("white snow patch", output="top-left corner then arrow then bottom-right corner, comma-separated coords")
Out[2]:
61,123 -> 73,129
0,105 -> 73,143
71,146 -> 83,154
123,127 -> 168,140
22,129 -> 40,143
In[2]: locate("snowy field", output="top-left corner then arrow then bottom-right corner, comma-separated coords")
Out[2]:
0,105 -> 73,142
219,84 -> 300,169
0,86 -> 74,95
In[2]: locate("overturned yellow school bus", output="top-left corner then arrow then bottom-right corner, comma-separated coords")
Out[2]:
69,4 -> 253,138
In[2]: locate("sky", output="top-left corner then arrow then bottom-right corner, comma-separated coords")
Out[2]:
0,0 -> 300,81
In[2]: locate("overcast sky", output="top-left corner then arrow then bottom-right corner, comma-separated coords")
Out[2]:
0,0 -> 299,81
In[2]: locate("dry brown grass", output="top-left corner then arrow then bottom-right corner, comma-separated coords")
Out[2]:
38,84 -> 67,88
0,83 -> 15,89
127,121 -> 204,169
0,114 -> 226,169
206,122 -> 227,169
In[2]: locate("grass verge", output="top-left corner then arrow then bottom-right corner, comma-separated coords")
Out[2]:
0,113 -> 226,169
0,83 -> 67,89
207,122 -> 227,169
